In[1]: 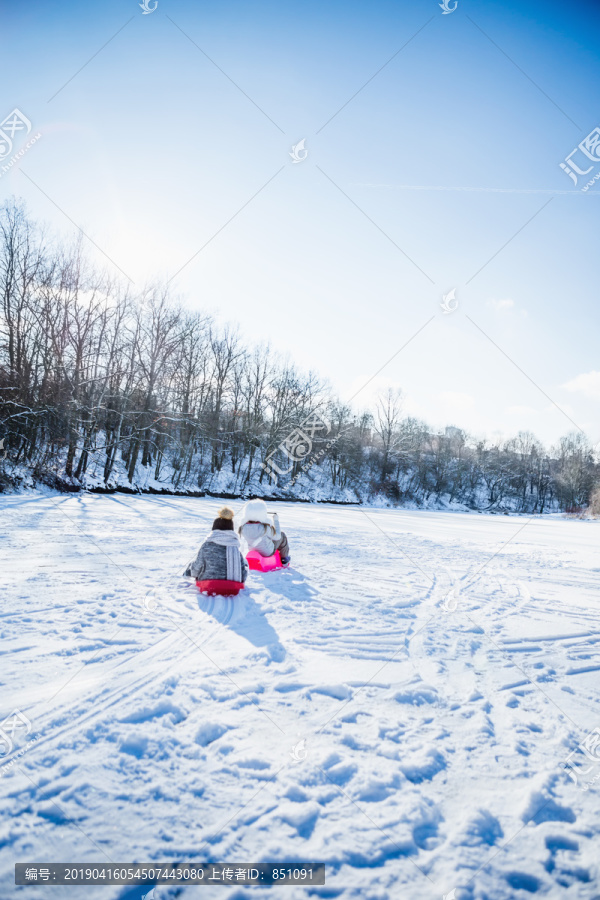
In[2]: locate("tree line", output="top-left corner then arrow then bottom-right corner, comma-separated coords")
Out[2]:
0,200 -> 598,512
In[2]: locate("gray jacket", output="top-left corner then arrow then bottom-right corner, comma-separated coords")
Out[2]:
187,531 -> 248,583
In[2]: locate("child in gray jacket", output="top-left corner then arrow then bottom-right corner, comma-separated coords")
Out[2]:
184,507 -> 249,584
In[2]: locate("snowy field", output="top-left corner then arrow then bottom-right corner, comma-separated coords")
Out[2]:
1,493 -> 599,900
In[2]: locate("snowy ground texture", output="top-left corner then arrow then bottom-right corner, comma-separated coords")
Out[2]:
1,494 -> 599,900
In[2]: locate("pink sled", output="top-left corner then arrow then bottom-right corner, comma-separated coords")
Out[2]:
246,549 -> 287,572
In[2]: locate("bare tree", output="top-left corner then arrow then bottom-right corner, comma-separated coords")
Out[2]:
373,387 -> 405,482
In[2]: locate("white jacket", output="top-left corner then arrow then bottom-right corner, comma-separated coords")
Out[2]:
236,499 -> 281,556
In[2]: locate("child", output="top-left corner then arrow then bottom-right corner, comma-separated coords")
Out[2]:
236,498 -> 290,564
184,507 -> 249,590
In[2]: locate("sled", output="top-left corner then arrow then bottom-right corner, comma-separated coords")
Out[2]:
246,549 -> 287,572
196,579 -> 245,596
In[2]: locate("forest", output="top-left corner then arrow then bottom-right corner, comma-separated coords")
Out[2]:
1,200 -> 598,512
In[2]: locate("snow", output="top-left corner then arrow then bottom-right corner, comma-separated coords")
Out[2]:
1,494 -> 599,899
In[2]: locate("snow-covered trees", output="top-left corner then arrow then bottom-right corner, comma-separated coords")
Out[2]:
0,201 -> 598,510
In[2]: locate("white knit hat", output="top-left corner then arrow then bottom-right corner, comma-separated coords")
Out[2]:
237,498 -> 272,527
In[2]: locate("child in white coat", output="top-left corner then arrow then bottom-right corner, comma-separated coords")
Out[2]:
236,498 -> 290,564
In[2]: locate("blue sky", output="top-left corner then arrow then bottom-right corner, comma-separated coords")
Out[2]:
2,0 -> 600,445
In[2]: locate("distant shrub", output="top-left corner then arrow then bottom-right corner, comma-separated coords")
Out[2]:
589,487 -> 600,518
565,505 -> 585,516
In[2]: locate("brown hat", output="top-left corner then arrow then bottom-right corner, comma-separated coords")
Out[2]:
212,506 -> 235,531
